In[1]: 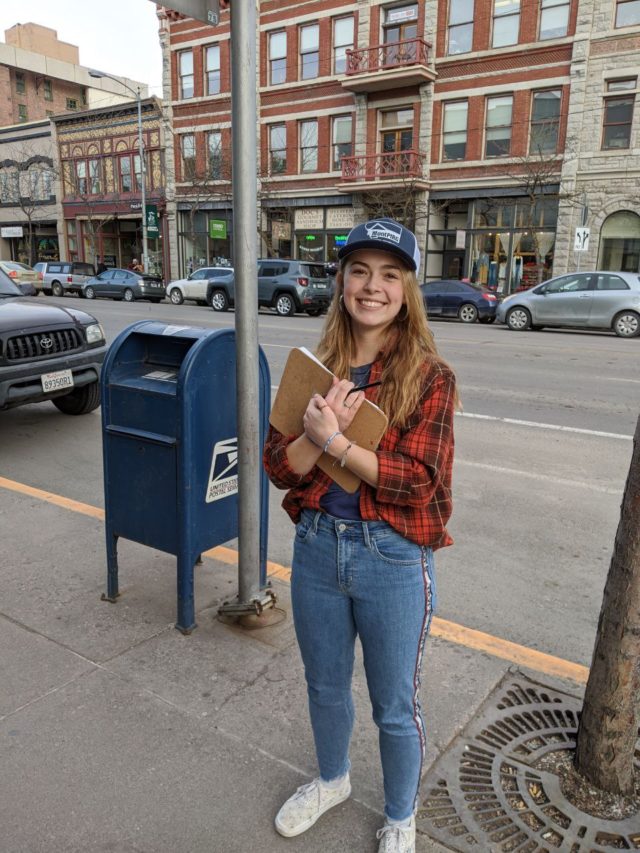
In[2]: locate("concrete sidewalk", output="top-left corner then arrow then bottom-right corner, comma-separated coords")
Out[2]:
1,491 -> 582,853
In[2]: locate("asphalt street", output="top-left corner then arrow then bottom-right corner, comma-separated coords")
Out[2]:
1,295 -> 638,672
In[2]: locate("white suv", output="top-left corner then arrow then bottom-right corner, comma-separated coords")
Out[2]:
166,266 -> 234,306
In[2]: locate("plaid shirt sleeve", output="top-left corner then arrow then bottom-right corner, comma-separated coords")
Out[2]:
263,425 -> 317,490
376,367 -> 456,508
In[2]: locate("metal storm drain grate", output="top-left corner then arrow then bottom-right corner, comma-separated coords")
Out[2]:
418,674 -> 640,852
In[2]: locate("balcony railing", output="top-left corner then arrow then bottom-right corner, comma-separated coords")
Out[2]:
346,38 -> 431,76
341,150 -> 425,183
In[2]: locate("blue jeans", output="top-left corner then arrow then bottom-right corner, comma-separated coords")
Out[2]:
290,509 -> 436,821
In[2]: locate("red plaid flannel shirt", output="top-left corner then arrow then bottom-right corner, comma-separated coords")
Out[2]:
263,356 -> 455,549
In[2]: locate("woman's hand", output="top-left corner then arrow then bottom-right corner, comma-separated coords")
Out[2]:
324,377 -> 366,433
302,393 -> 340,449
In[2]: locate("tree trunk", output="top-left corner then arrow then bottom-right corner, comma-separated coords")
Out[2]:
574,414 -> 640,795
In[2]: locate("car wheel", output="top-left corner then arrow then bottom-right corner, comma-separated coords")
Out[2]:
52,382 -> 100,415
506,306 -> 532,331
458,303 -> 478,323
210,289 -> 229,312
169,288 -> 184,305
478,316 -> 496,324
123,288 -> 135,302
275,293 -> 295,317
85,286 -> 96,300
612,310 -> 640,338
51,281 -> 63,297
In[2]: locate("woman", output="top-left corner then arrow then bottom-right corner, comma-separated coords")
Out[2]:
263,219 -> 457,853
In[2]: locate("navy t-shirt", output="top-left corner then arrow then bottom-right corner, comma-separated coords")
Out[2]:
319,362 -> 372,520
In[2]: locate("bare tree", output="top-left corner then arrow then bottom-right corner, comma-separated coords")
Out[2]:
574,414 -> 640,796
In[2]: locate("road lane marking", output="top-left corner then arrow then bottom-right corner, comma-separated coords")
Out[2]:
0,475 -> 589,684
603,377 -> 640,384
457,460 -> 622,494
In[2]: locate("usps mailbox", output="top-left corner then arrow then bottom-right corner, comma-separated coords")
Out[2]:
100,321 -> 271,633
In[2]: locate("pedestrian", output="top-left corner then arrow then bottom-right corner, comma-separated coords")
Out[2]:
96,257 -> 107,275
129,258 -> 143,273
263,218 -> 457,852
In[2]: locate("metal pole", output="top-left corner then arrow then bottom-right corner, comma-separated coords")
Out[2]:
226,0 -> 270,610
137,89 -> 150,274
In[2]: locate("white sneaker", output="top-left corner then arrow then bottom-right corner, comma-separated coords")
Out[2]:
274,775 -> 352,837
376,815 -> 416,853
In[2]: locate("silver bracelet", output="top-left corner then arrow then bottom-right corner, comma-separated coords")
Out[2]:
323,431 -> 341,454
340,441 -> 356,467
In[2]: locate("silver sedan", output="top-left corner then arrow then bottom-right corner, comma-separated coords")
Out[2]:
497,271 -> 640,338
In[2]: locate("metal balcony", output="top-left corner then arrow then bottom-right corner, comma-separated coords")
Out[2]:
342,39 -> 435,92
338,150 -> 429,192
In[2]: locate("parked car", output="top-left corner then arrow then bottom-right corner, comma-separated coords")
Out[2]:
420,279 -> 499,324
81,268 -> 165,303
209,259 -> 333,316
0,266 -> 106,414
0,261 -> 43,295
166,266 -> 234,306
496,271 -> 640,338
34,261 -> 96,297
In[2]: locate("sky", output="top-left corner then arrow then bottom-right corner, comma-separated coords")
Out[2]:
0,1 -> 164,95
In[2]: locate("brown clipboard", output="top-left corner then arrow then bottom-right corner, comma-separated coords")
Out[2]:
269,347 -> 388,492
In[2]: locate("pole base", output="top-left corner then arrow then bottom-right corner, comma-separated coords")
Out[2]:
217,586 -> 277,619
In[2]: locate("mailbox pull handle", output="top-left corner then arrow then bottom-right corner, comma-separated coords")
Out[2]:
105,425 -> 177,447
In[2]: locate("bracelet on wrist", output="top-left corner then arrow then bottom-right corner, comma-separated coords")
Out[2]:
323,431 -> 342,454
339,440 -> 356,468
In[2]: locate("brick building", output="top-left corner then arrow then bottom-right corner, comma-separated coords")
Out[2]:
158,1 -> 640,289
50,98 -> 168,276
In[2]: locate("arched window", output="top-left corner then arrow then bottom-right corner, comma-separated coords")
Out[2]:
598,210 -> 640,273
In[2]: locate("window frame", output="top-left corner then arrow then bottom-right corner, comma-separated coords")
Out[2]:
485,94 -> 514,157
442,100 -> 469,161
269,123 -> 287,174
181,134 -> 196,180
300,23 -> 320,80
447,0 -> 474,55
43,78 -> 53,101
539,0 -> 570,40
66,97 -> 78,111
15,72 -> 25,94
179,50 -> 195,99
75,160 -> 88,195
299,119 -> 319,173
492,0 -> 521,48
332,114 -> 353,171
88,158 -> 101,195
18,103 -> 28,122
269,30 -> 287,86
602,78 -> 637,150
118,156 -> 132,193
208,130 -> 223,179
333,15 -> 355,74
529,88 -> 562,154
205,44 -> 221,95
615,0 -> 640,27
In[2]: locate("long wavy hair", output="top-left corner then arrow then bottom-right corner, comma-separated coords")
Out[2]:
316,259 -> 459,429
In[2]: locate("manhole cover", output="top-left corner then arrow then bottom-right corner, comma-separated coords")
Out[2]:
419,674 -> 640,852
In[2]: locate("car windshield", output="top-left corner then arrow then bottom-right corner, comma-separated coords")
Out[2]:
0,268 -> 23,297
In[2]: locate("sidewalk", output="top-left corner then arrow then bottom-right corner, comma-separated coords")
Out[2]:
1,492 -> 582,853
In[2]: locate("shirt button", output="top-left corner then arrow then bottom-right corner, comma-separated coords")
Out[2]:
338,523 -> 347,532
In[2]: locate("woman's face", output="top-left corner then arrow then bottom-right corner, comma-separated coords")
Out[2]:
341,249 -> 406,335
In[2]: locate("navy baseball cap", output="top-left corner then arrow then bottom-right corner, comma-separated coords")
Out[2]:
338,218 -> 420,271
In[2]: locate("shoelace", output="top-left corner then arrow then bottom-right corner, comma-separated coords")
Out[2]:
376,823 -> 412,850
291,780 -> 322,806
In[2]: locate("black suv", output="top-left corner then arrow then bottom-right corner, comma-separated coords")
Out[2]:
208,259 -> 333,316
0,268 -> 106,414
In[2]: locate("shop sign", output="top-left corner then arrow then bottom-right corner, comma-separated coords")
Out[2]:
1,226 -> 23,238
272,221 -> 291,241
326,207 -> 355,230
145,205 -> 160,238
333,234 -> 349,247
129,201 -> 143,211
387,6 -> 418,23
209,219 -> 227,239
455,229 -> 466,249
294,208 -> 324,230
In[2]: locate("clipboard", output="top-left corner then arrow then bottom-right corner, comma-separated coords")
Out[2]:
269,347 -> 388,492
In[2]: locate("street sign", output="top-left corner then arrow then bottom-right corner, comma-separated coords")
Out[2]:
574,227 -> 590,252
161,0 -> 220,25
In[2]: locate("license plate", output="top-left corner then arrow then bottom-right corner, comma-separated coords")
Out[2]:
41,369 -> 74,393
314,283 -> 327,289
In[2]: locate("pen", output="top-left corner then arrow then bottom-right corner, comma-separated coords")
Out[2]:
346,380 -> 382,396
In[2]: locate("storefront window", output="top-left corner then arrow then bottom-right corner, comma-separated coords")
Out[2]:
598,210 -> 640,272
297,232 -> 324,261
327,233 -> 349,261
515,197 -> 558,228
511,231 -> 555,288
473,199 -> 514,228
470,232 -> 510,292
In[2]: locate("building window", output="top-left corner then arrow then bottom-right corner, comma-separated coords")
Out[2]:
332,115 -> 353,170
333,16 -> 354,74
492,0 -> 520,47
300,23 -> 320,80
269,31 -> 287,85
43,79 -> 53,101
443,101 -> 468,160
602,79 -> 636,149
89,158 -> 101,194
540,0 -> 570,39
66,98 -> 78,110
616,0 -> 640,26
485,95 -> 513,156
269,124 -> 287,173
205,45 -> 221,95
75,161 -> 88,195
381,108 -> 414,155
383,3 -> 419,42
133,154 -> 144,191
18,104 -> 28,122
530,89 -> 561,153
41,169 -> 53,199
181,134 -> 196,179
300,120 -> 318,172
16,72 -> 25,94
179,50 -> 194,99
448,0 -> 474,54
119,156 -> 132,192
208,131 -> 222,178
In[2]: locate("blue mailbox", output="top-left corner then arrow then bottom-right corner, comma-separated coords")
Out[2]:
100,321 -> 271,633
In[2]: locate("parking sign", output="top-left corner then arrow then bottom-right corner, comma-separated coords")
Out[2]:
574,227 -> 590,252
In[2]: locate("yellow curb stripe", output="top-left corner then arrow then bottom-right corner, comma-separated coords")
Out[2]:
0,474 -> 589,684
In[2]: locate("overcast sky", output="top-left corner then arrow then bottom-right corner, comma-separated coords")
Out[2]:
0,1 -> 164,95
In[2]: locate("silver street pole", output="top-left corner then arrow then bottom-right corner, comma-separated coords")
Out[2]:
137,88 -> 150,274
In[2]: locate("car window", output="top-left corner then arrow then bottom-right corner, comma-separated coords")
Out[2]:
259,262 -> 285,276
33,263 -> 45,273
209,269 -> 230,277
301,263 -> 327,278
595,274 -> 630,291
191,270 -> 206,280
98,270 -> 115,281
421,283 -> 441,294
124,272 -> 137,282
111,271 -> 126,282
73,264 -> 95,276
544,274 -> 590,294
47,263 -> 63,273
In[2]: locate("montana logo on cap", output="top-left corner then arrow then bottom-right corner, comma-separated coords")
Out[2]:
364,220 -> 402,245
